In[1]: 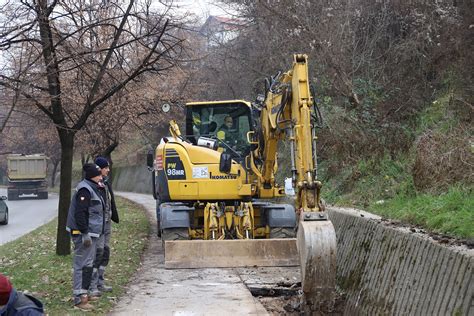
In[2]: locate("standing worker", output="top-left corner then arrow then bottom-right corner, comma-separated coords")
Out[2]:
66,163 -> 105,311
89,157 -> 119,297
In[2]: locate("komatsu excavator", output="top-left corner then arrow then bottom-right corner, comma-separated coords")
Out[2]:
147,54 -> 336,312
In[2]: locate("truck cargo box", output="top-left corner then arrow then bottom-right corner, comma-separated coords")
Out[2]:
7,154 -> 49,200
7,154 -> 48,180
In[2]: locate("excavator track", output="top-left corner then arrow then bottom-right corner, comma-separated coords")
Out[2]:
297,212 -> 337,313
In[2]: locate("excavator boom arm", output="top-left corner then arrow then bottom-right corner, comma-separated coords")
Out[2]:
256,54 -> 322,211
254,54 -> 337,312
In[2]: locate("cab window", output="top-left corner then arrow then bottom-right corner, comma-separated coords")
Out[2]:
186,102 -> 252,157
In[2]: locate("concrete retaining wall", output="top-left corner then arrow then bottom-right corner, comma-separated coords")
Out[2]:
329,209 -> 473,315
112,165 -> 152,194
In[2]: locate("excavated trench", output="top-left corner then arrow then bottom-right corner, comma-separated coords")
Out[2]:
235,265 -> 346,315
249,282 -> 347,315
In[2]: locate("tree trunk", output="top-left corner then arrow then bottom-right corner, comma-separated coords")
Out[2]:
56,130 -> 75,255
81,153 -> 90,165
51,160 -> 60,188
101,141 -> 118,183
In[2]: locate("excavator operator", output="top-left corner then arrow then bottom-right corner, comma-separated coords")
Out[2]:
217,115 -> 238,151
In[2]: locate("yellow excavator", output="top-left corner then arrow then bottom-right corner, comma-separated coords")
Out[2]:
147,54 -> 336,312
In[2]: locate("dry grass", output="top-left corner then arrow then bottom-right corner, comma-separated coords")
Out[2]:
413,126 -> 473,192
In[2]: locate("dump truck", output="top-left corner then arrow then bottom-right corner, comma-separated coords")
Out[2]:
147,55 -> 336,312
7,154 -> 49,200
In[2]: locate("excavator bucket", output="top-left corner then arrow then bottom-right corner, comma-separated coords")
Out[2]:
297,217 -> 337,313
164,239 -> 299,269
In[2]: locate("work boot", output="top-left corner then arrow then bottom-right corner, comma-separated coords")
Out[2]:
88,291 -> 101,301
74,294 -> 94,311
98,285 -> 113,292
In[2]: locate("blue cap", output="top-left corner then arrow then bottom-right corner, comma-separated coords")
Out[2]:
94,157 -> 109,169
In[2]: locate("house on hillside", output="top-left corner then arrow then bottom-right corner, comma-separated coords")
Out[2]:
200,16 -> 246,47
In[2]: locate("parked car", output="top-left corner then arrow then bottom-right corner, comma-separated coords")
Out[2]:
0,196 -> 8,225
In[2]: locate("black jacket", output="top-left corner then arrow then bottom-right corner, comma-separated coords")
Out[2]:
104,177 -> 119,223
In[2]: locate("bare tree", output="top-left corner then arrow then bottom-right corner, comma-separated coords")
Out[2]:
75,59 -> 198,174
0,0 -> 187,255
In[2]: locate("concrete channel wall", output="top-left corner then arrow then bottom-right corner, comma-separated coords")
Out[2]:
113,165 -> 152,194
329,209 -> 473,315
113,165 -> 473,315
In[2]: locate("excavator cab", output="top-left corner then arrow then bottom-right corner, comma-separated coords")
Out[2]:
185,101 -> 253,160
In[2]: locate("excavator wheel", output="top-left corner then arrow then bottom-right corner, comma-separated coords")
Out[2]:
156,199 -> 162,237
297,217 -> 337,313
162,228 -> 189,241
156,220 -> 161,237
161,228 -> 189,250
270,227 -> 296,238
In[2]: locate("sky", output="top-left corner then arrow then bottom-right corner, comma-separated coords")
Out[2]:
179,0 -> 231,15
165,0 -> 236,23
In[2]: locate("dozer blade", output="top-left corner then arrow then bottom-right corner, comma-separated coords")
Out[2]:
164,239 -> 299,269
297,217 -> 337,313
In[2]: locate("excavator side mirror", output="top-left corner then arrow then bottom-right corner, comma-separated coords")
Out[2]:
219,153 -> 232,173
146,149 -> 154,169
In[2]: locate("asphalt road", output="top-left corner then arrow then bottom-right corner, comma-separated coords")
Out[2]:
0,188 -> 58,245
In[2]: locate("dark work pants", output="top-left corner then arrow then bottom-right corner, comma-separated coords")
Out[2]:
72,234 -> 98,304
90,220 -> 111,291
